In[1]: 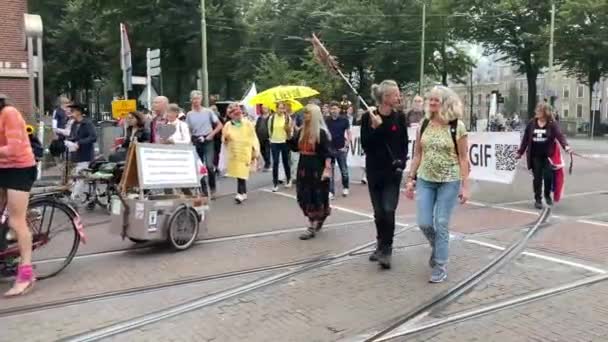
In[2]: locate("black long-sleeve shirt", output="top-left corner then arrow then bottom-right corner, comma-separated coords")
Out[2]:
360,110 -> 408,176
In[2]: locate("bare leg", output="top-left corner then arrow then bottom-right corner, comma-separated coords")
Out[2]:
4,189 -> 34,296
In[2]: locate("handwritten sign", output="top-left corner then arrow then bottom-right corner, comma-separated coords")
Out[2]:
111,100 -> 137,120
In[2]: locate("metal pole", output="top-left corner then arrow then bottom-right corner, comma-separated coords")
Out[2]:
548,2 -> 555,100
469,66 -> 474,130
419,2 -> 426,94
147,48 -> 152,111
37,37 -> 44,120
120,24 -> 128,99
201,0 -> 210,107
27,37 -> 35,116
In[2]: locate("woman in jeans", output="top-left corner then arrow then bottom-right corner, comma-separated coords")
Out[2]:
222,103 -> 260,204
361,80 -> 408,270
517,102 -> 571,209
405,86 -> 470,283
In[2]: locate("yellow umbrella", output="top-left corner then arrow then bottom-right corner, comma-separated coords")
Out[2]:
266,99 -> 304,113
248,85 -> 319,107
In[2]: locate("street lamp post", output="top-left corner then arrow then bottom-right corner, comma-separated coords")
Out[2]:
200,0 -> 209,107
419,2 -> 427,94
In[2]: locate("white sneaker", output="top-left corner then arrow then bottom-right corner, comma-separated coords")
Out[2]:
329,193 -> 335,200
242,193 -> 248,201
235,193 -> 247,204
285,181 -> 292,188
361,177 -> 367,185
272,186 -> 279,192
342,189 -> 349,197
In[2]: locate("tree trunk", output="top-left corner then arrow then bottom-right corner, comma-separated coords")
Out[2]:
441,40 -> 448,86
525,69 -> 538,120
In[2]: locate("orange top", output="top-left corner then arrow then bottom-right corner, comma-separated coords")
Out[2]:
0,106 -> 36,168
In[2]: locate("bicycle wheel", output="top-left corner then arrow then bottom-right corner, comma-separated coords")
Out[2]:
167,206 -> 199,251
28,197 -> 81,279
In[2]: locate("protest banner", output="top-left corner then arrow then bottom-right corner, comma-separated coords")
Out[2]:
348,127 -> 520,184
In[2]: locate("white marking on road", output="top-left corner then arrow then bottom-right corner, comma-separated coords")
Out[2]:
579,220 -> 608,228
264,189 -> 412,228
492,189 -> 608,206
36,219 -> 375,264
465,239 -> 607,274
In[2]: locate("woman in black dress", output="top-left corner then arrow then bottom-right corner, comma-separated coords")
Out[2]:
288,104 -> 332,240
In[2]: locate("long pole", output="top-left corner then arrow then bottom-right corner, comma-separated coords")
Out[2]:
120,24 -> 128,99
469,66 -> 474,130
147,48 -> 152,111
548,2 -> 555,104
201,0 -> 209,107
419,2 -> 426,94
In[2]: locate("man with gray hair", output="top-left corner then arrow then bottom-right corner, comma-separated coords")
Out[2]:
186,90 -> 223,198
150,95 -> 169,143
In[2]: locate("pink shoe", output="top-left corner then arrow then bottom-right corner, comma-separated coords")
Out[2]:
4,264 -> 36,297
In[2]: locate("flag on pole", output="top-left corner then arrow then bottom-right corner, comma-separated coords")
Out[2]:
310,33 -> 339,75
120,23 -> 133,94
240,83 -> 258,121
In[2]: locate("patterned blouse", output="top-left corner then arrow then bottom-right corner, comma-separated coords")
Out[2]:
418,120 -> 467,183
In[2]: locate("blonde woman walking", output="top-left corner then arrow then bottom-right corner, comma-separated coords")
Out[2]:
405,86 -> 470,283
287,104 -> 332,240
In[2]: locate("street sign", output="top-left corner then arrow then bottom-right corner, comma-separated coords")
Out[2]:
132,76 -> 147,85
111,99 -> 137,120
149,49 -> 160,59
149,58 -> 161,68
150,67 -> 161,77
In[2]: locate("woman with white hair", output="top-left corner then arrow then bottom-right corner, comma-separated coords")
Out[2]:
405,85 -> 470,283
361,80 -> 408,270
287,104 -> 332,240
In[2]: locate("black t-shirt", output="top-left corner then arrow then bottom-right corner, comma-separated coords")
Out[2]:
360,110 -> 408,176
326,116 -> 350,150
531,120 -> 549,158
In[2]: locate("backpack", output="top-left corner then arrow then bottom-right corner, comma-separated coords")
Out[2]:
420,118 -> 460,157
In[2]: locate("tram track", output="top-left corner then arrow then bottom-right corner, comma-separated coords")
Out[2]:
373,272 -> 608,341
56,224 -> 417,342
357,207 -> 553,342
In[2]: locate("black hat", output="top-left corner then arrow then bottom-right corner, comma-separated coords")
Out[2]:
68,103 -> 86,113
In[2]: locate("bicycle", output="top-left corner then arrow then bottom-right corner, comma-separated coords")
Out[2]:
0,188 -> 86,280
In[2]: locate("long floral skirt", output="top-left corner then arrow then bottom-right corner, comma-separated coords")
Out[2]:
296,155 -> 331,222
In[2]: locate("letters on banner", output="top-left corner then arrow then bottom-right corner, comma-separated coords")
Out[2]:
347,127 -> 520,184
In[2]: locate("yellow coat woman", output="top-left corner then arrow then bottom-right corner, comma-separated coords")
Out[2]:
222,107 -> 260,181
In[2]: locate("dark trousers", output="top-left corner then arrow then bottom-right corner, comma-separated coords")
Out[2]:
271,143 -> 291,186
367,172 -> 402,251
532,157 -> 553,201
194,140 -> 216,192
260,139 -> 271,169
237,178 -> 247,194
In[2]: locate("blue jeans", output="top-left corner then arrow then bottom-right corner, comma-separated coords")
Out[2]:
330,150 -> 349,194
416,179 -> 460,266
195,140 -> 216,192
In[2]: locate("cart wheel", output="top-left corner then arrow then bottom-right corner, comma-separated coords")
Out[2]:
167,206 -> 199,251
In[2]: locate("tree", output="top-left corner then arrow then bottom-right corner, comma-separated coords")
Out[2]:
453,0 -> 554,119
555,0 -> 608,135
504,83 -> 520,115
45,0 -> 109,101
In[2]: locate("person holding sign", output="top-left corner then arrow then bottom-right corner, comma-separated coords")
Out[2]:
405,86 -> 470,283
287,104 -> 332,241
222,103 -> 260,204
361,80 -> 408,270
163,104 -> 191,145
517,102 -> 571,209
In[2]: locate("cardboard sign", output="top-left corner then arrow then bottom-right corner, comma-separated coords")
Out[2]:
111,100 -> 137,120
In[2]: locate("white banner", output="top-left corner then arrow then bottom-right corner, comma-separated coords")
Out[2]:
347,128 -> 520,184
136,144 -> 199,189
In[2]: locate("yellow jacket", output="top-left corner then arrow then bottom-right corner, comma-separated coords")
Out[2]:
222,118 -> 260,180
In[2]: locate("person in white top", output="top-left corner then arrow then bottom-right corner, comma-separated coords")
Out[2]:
163,104 -> 191,144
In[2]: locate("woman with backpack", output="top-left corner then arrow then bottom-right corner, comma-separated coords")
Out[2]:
405,86 -> 470,283
517,102 -> 571,209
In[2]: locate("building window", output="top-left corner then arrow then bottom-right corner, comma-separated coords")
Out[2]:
563,108 -> 569,118
577,104 -> 583,118
563,85 -> 570,99
519,95 -> 524,104
478,94 -> 482,105
577,85 -> 584,98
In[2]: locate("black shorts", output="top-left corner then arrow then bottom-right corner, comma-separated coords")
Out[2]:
0,166 -> 37,192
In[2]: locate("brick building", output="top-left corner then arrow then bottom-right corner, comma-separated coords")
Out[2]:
0,0 -> 31,117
